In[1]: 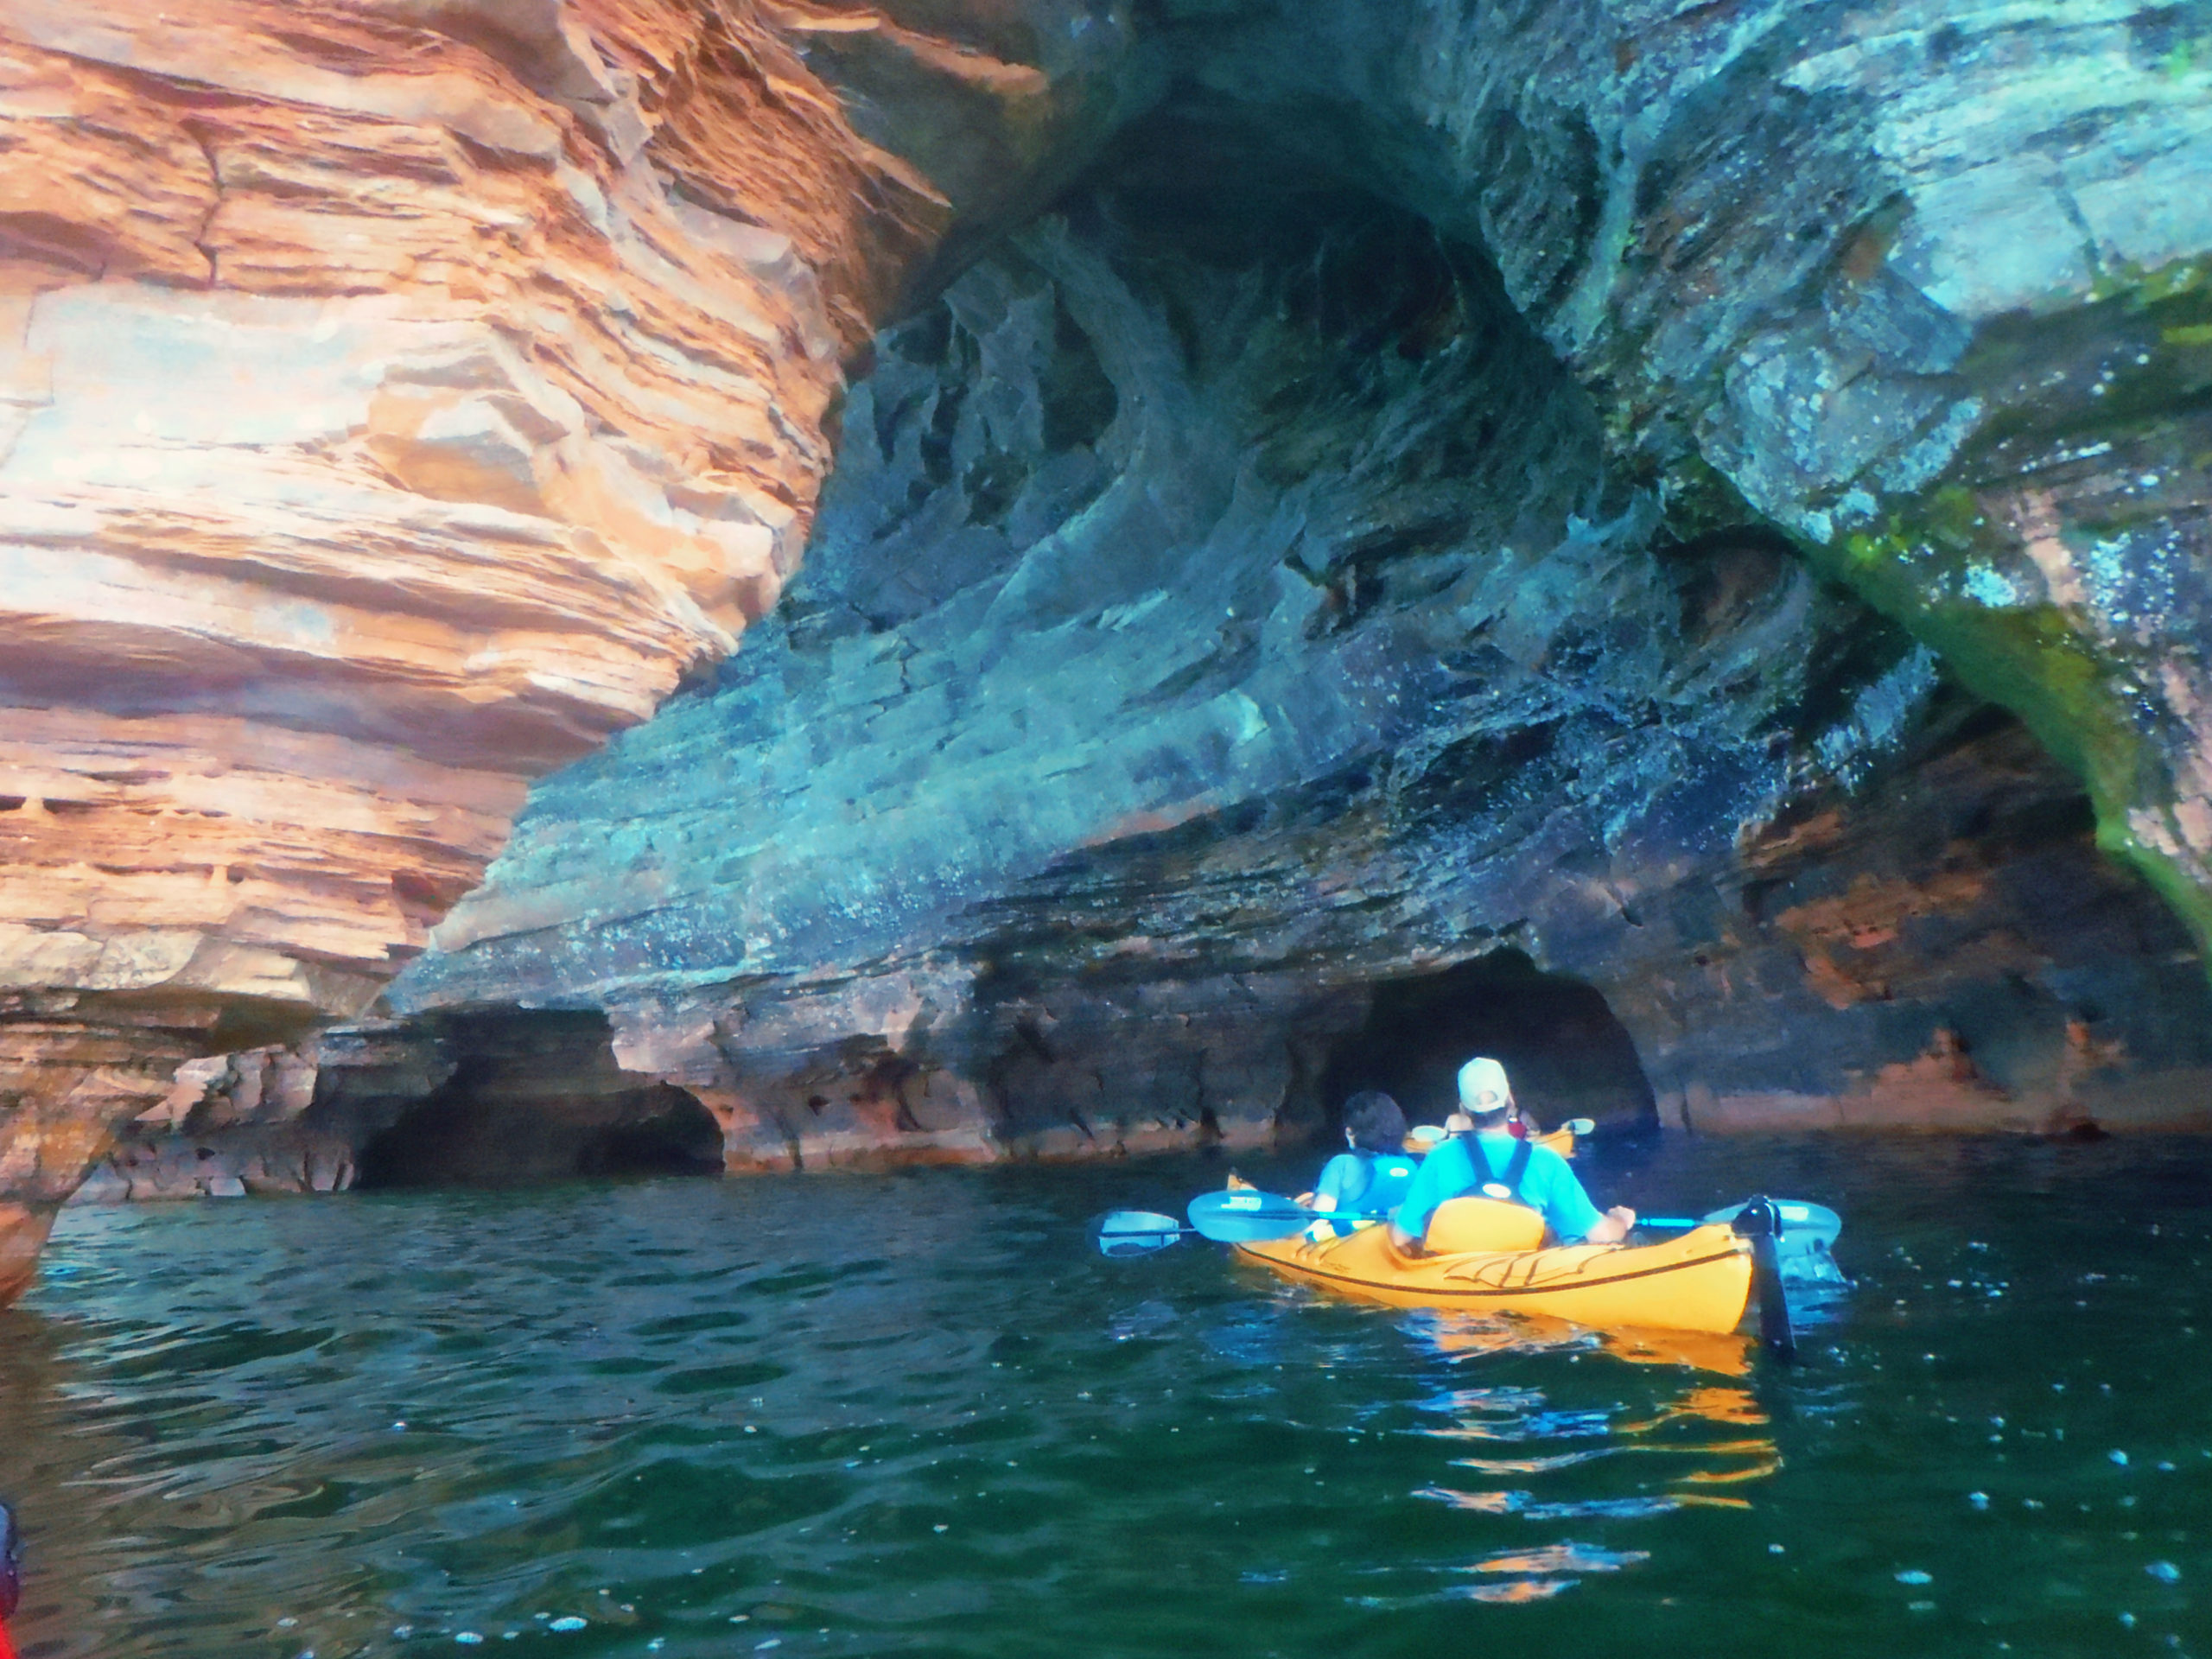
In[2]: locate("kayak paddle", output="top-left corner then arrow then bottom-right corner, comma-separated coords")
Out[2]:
1185,1190 -> 1388,1243
1731,1195 -> 1797,1363
1097,1193 -> 1392,1255
1096,1211 -> 1192,1257
1180,1190 -> 1843,1250
1697,1199 -> 1840,1247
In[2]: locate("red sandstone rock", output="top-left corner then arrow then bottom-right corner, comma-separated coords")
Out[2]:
0,0 -> 1137,1293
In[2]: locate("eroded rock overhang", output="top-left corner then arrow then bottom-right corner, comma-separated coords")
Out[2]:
396,90 -> 2212,1166
0,0 -> 1154,1292
1177,0 -> 2212,945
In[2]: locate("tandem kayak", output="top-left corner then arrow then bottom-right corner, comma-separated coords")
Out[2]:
1233,1220 -> 1756,1336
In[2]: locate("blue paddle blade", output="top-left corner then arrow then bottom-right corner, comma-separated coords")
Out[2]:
1097,1211 -> 1185,1257
1186,1190 -> 1320,1243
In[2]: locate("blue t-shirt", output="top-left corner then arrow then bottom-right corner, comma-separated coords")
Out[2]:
1394,1134 -> 1604,1243
1313,1150 -> 1418,1216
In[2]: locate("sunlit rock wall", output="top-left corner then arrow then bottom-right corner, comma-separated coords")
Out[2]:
0,0 -> 1150,1288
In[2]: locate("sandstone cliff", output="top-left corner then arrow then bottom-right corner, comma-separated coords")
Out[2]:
391,2 -> 2212,1168
0,0 -> 1146,1293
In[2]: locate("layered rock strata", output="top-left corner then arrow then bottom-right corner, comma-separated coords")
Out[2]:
401,158 -> 2212,1166
71,1012 -> 726,1198
1174,0 -> 2212,944
0,0 -> 1147,1273
1601,702 -> 2212,1132
397,3 -> 2212,1167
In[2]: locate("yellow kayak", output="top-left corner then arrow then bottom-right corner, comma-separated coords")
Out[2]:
1234,1220 -> 1755,1336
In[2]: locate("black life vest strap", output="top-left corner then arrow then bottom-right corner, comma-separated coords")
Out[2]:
1472,1135 -> 1535,1205
1505,1136 -> 1533,1199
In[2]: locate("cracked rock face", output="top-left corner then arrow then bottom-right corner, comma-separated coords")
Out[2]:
399,147 -> 2212,1166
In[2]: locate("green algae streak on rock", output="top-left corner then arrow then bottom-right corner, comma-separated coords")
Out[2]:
0,0 -> 1153,1294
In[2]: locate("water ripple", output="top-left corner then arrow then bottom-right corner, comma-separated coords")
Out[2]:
3,1140 -> 2209,1656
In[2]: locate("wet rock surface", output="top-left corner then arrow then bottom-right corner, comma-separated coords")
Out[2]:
1170,0 -> 2212,948
401,149 -> 2212,1159
1605,701 -> 2212,1132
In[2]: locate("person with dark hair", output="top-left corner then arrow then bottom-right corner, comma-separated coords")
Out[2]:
1390,1057 -> 1633,1252
1,1499 -> 20,1659
1302,1090 -> 1418,1228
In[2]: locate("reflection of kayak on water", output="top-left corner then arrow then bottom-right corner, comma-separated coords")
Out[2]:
1420,1309 -> 1758,1376
1233,1218 -> 1758,1337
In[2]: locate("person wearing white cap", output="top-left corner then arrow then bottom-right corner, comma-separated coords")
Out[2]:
1389,1057 -> 1635,1253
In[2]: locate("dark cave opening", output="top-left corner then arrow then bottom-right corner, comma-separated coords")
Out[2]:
355,1011 -> 724,1189
1322,952 -> 1659,1138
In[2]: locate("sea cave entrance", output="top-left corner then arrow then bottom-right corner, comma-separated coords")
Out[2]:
1323,952 -> 1658,1138
355,1011 -> 724,1188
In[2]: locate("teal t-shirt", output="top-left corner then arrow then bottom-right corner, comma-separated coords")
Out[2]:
1313,1150 -> 1418,1216
1394,1133 -> 1604,1243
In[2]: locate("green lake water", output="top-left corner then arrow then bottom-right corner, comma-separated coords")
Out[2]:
2,1135 -> 2207,1657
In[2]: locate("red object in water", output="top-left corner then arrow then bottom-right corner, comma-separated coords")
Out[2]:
0,1619 -> 18,1659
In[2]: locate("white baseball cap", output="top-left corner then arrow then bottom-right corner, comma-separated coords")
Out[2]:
1457,1056 -> 1513,1112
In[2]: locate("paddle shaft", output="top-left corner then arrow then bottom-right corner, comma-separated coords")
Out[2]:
1184,1191 -> 1399,1243
1130,1214 -> 1389,1237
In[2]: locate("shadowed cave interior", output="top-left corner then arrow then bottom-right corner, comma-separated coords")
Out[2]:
1321,954 -> 1660,1141
354,1013 -> 723,1189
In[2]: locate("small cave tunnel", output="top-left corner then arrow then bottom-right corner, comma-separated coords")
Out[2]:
1322,952 -> 1659,1139
355,1010 -> 724,1189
